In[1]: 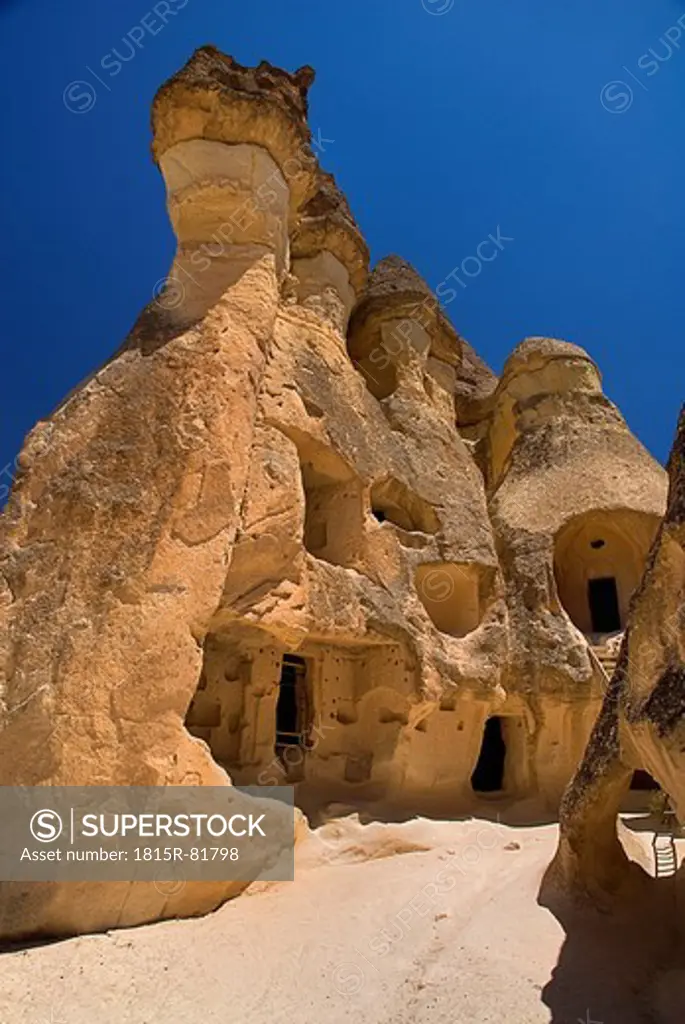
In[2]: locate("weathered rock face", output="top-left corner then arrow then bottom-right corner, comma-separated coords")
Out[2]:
152,46 -> 318,323
197,251 -> 506,818
454,339 -> 498,440
0,46 -> 319,941
290,171 -> 368,332
0,46 -> 670,940
550,407 -> 685,899
481,338 -> 668,806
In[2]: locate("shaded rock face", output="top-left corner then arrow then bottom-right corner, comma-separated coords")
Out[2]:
551,407 -> 685,899
0,47 -> 669,940
454,340 -> 498,435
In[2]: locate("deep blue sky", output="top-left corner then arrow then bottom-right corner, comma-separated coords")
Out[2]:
1,0 -> 683,487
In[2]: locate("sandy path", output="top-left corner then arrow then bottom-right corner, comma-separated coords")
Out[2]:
0,817 -> 680,1024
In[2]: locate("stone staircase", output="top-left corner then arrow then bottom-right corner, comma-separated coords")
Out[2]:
592,643 -> 618,680
588,632 -> 623,685
653,833 -> 678,878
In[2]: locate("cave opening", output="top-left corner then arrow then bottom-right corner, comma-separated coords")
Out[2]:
298,447 -> 362,566
630,770 -> 660,791
553,511 -> 660,635
370,478 -> 439,534
471,717 -> 506,794
275,655 -> 310,763
588,576 -> 621,633
414,562 -> 482,638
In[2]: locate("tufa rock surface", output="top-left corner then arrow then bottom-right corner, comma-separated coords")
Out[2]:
550,406 -> 685,900
0,46 -> 670,940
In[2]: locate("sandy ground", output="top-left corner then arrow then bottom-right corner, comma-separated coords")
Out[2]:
1,815 -> 684,1024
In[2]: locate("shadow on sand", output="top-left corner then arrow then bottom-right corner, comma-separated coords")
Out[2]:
538,863 -> 685,1023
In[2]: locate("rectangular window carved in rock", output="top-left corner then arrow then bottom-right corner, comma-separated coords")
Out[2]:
275,655 -> 311,758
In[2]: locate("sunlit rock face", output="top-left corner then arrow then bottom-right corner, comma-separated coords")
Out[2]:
290,171 -> 368,333
550,406 -> 684,900
470,337 -> 667,808
0,46 -> 670,941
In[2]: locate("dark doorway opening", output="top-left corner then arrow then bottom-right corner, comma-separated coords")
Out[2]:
275,655 -> 309,759
588,576 -> 621,633
630,770 -> 660,791
471,717 -> 506,793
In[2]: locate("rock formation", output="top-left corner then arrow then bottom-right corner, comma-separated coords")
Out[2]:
0,46 -> 669,939
480,337 -> 667,806
550,406 -> 685,899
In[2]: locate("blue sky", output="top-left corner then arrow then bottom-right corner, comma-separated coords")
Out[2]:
0,0 -> 683,490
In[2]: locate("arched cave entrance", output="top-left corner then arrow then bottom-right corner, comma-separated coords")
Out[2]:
471,717 -> 506,793
553,511 -> 659,636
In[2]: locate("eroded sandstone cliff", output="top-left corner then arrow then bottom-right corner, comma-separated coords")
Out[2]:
0,46 -> 670,939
